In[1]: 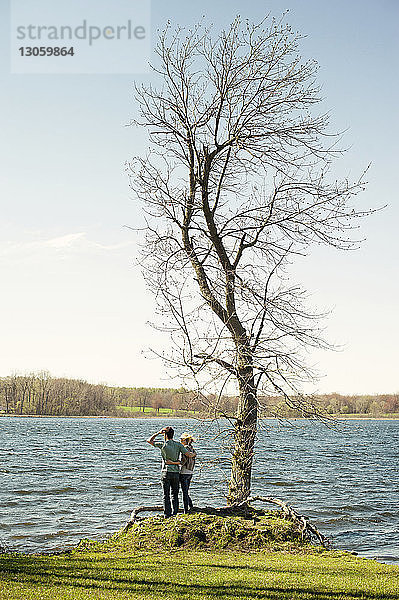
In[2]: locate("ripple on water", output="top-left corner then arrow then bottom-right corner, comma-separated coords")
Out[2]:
14,486 -> 79,496
1,501 -> 19,508
365,554 -> 399,564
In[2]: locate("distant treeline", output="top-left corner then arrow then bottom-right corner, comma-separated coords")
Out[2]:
0,372 -> 398,417
0,372 -> 196,417
261,392 -> 399,418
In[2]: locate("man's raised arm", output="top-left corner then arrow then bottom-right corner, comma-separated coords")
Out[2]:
147,429 -> 165,446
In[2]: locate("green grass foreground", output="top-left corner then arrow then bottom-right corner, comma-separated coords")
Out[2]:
1,549 -> 399,600
1,514 -> 398,600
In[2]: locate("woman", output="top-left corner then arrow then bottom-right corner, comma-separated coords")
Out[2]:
179,432 -> 196,513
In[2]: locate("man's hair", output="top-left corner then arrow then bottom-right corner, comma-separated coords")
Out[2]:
164,426 -> 174,439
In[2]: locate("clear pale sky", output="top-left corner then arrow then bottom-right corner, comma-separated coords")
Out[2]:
0,0 -> 398,394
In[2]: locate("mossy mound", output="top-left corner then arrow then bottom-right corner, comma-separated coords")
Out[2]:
77,511 -> 323,554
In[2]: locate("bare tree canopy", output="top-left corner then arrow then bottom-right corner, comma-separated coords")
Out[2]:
128,15 -> 374,503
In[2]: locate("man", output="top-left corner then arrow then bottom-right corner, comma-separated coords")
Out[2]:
147,426 -> 196,518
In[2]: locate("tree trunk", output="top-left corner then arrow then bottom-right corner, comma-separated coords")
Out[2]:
5,386 -> 10,414
227,349 -> 257,504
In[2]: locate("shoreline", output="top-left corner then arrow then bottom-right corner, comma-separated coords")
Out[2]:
1,413 -> 399,420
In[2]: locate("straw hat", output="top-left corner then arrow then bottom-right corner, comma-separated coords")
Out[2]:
180,432 -> 195,444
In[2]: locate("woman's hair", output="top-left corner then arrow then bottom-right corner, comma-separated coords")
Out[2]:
180,432 -> 195,444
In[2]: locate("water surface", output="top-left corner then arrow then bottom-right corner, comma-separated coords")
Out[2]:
1,417 -> 398,564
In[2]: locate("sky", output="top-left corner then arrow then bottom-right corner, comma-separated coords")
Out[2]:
0,0 -> 398,394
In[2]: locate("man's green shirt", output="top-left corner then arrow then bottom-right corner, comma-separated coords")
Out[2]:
154,439 -> 189,473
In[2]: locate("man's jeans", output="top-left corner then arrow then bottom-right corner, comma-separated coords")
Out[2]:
179,473 -> 193,513
161,471 -> 180,517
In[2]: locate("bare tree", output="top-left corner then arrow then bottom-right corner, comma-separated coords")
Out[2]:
128,16 -> 373,503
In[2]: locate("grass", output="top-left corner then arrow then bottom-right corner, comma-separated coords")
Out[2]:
1,548 -> 398,600
332,413 -> 399,420
116,406 -> 175,414
116,406 -> 199,415
1,514 -> 398,599
115,408 -> 399,420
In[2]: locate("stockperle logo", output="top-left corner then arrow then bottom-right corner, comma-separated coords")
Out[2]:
11,0 -> 151,74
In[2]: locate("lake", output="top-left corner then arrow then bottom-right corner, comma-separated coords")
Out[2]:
1,417 -> 398,564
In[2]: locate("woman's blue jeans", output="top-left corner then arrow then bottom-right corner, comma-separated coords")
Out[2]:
179,473 -> 193,513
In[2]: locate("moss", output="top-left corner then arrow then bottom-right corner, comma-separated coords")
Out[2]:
76,511 -> 317,554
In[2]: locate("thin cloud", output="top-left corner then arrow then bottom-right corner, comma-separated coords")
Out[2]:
44,232 -> 86,248
0,231 -> 134,259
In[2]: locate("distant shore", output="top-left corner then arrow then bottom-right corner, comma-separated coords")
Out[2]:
0,413 -> 192,419
1,413 -> 399,420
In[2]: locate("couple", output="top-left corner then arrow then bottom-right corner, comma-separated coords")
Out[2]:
147,426 -> 196,518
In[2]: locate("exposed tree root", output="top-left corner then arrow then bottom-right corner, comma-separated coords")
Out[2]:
242,496 -> 329,548
123,495 -> 330,548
